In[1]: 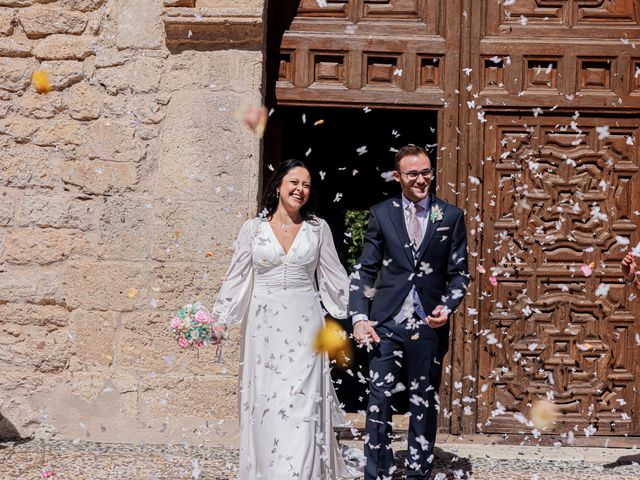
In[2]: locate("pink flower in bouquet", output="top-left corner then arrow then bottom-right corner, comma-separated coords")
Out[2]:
195,310 -> 209,323
178,336 -> 190,349
489,275 -> 498,287
170,317 -> 182,329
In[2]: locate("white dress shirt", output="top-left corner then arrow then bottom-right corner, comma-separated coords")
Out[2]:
352,194 -> 430,325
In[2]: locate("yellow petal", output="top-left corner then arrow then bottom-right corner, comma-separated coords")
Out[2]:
31,70 -> 51,94
314,319 -> 352,364
206,251 -> 214,257
314,119 -> 325,126
127,287 -> 138,298
529,400 -> 559,430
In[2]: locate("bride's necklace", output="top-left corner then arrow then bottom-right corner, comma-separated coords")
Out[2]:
272,213 -> 300,232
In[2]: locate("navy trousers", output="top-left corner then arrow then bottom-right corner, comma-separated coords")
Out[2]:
364,319 -> 446,480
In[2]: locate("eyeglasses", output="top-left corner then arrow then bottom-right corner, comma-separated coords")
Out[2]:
397,168 -> 434,180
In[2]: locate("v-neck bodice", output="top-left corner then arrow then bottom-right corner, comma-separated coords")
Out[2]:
266,220 -> 306,257
252,219 -> 319,291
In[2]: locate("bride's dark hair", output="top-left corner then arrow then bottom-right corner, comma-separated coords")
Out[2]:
259,159 -> 317,223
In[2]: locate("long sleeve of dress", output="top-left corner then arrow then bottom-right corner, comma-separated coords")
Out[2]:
212,218 -> 254,325
317,219 -> 350,319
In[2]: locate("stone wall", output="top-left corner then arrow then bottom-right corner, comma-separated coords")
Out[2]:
0,0 -> 264,444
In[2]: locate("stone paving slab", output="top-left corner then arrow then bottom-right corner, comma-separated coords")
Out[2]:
1,439 -> 639,479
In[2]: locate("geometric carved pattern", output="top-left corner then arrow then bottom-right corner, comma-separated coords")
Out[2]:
578,58 -> 613,92
477,115 -> 640,434
278,51 -> 294,83
313,53 -> 347,86
482,57 -> 506,91
526,58 -> 560,92
365,54 -> 400,87
418,56 -> 442,88
633,60 -> 640,93
487,0 -> 640,37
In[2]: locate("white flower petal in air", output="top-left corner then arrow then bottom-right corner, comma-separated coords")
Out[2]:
595,283 -> 610,297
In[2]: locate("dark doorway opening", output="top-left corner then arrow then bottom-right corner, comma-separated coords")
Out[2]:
265,105 -> 438,412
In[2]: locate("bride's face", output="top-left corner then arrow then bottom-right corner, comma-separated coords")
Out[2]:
278,167 -> 311,212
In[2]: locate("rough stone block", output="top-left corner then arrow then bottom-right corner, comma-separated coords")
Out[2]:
32,118 -> 85,146
65,81 -> 102,120
162,50 -> 263,93
156,89 -> 257,198
0,302 -> 69,327
130,56 -> 162,93
0,266 -> 60,304
39,60 -> 85,90
16,192 -> 98,230
19,6 -> 87,39
80,118 -> 144,162
0,143 -> 62,188
0,57 -> 38,92
0,188 -> 15,226
93,64 -> 131,94
0,38 -> 32,58
0,322 -> 72,373
97,196 -> 153,261
138,374 -> 238,418
151,199 -> 246,265
68,309 -> 117,369
149,263 -> 219,311
0,10 -> 15,36
60,0 -> 106,12
0,115 -> 40,142
2,227 -> 90,265
15,90 -> 65,119
61,260 -> 149,311
33,34 -> 95,60
116,0 -> 163,50
62,160 -> 139,195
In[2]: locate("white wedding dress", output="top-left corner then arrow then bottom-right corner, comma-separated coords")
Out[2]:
213,216 -> 360,479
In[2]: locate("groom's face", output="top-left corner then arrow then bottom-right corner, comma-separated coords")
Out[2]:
394,153 -> 432,202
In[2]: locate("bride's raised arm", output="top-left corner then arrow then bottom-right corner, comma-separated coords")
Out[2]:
316,219 -> 350,320
212,218 -> 255,325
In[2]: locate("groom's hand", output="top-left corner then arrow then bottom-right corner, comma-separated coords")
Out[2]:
426,305 -> 449,328
353,320 -> 380,345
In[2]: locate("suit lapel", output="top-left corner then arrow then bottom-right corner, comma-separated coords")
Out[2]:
416,196 -> 445,263
388,198 -> 415,265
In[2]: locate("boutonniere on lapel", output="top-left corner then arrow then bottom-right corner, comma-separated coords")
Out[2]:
430,204 -> 443,222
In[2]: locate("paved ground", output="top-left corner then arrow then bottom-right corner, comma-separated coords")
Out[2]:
1,438 -> 640,479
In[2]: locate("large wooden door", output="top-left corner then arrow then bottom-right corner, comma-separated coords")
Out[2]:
462,1 -> 640,437
268,0 -> 640,438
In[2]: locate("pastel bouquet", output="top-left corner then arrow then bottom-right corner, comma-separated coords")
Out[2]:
170,302 -> 227,349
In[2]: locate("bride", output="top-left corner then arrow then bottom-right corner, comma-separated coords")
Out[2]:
213,159 -> 359,479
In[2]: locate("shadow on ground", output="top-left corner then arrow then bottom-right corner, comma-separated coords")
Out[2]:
393,446 -> 473,479
0,414 -> 31,449
604,453 -> 640,469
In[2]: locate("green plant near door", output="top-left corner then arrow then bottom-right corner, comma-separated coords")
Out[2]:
344,209 -> 370,271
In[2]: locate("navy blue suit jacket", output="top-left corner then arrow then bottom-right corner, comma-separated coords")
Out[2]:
348,194 -> 469,337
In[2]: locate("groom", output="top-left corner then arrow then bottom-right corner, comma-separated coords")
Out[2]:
349,145 -> 469,480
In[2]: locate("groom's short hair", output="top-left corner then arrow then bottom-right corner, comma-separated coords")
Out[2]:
394,145 -> 429,170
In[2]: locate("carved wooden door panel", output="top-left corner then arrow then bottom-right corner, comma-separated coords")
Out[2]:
462,1 -> 640,436
476,116 -> 639,435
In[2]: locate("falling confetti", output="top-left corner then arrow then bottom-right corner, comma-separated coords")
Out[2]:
314,319 -> 352,365
242,105 -> 268,138
31,70 -> 51,94
314,119 -> 325,126
127,287 -> 138,299
579,262 -> 595,277
529,400 -> 559,430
